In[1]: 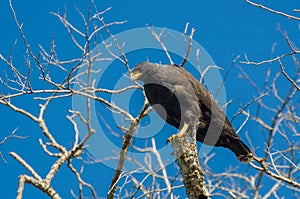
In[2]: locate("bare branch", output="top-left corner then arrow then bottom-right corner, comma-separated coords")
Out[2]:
0,128 -> 26,145
246,0 -> 300,21
250,156 -> 300,188
148,26 -> 174,65
278,59 -> 300,90
17,174 -> 61,199
179,27 -> 196,67
108,100 -> 149,199
171,130 -> 210,199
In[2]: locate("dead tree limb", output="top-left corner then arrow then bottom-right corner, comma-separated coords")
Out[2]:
172,129 -> 210,199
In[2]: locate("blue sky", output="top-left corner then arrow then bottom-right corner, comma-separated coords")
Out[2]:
0,0 -> 299,198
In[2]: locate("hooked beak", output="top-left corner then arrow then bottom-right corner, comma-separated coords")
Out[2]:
130,70 -> 142,80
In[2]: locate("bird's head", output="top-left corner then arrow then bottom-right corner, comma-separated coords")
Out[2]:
130,62 -> 158,82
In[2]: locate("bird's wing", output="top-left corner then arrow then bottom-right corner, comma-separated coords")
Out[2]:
178,67 -> 240,139
178,67 -> 214,111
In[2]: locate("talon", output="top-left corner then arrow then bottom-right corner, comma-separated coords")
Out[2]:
165,124 -> 190,145
166,134 -> 178,145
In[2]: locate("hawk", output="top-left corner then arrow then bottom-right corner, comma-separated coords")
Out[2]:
130,62 -> 253,163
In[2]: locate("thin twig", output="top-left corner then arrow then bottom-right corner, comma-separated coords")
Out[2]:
179,27 -> 196,67
148,26 -> 174,65
246,0 -> 300,21
278,59 -> 300,90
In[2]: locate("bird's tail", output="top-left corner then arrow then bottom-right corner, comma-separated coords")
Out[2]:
227,138 -> 253,163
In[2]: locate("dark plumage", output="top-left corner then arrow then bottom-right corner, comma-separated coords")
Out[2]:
131,62 -> 253,163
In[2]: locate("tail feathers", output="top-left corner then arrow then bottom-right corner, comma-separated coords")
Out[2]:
228,138 -> 253,163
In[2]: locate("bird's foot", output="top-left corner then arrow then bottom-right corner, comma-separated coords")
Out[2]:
165,123 -> 189,145
166,134 -> 178,145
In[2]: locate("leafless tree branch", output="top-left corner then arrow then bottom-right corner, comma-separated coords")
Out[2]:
246,0 -> 300,21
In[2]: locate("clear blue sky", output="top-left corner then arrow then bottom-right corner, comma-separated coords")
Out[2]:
0,0 -> 299,198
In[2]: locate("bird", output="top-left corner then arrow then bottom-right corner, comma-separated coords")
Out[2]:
130,62 -> 253,163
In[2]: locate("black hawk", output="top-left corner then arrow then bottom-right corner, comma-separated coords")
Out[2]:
130,62 -> 253,163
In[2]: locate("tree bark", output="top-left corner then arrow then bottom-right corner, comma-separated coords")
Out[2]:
172,129 -> 210,199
